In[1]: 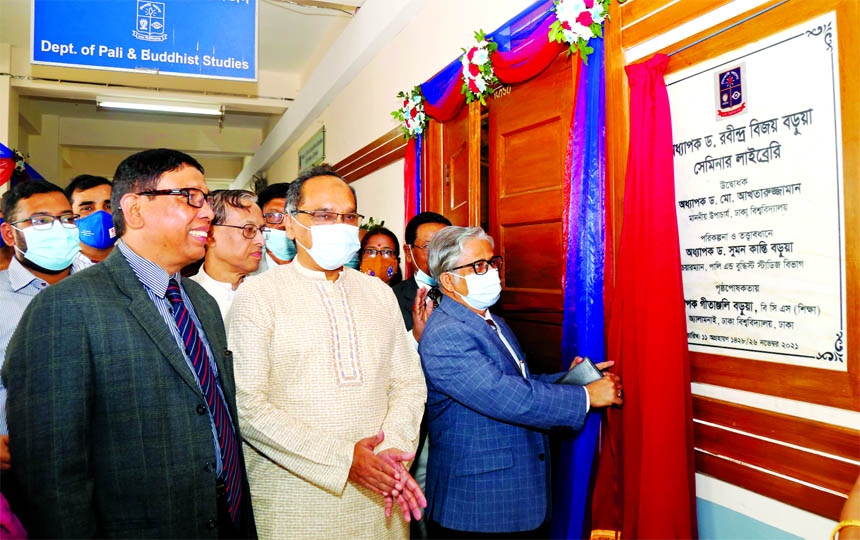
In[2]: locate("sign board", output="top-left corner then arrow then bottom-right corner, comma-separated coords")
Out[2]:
667,12 -> 847,371
298,127 -> 326,173
31,0 -> 257,81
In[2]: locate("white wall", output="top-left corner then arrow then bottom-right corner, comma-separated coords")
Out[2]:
266,0 -> 535,236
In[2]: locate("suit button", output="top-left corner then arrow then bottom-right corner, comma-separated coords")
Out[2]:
197,404 -> 207,415
207,519 -> 217,529
538,453 -> 545,461
204,461 -> 216,473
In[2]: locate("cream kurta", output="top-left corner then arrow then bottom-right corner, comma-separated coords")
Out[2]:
229,259 -> 426,540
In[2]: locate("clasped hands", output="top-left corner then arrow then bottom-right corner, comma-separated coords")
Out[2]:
348,430 -> 426,522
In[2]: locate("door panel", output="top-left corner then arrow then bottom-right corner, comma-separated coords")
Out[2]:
489,52 -> 574,374
424,103 -> 480,227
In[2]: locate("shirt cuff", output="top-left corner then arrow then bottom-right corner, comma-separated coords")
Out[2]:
583,385 -> 590,413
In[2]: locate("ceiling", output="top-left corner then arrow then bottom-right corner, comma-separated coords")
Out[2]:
0,0 -> 363,185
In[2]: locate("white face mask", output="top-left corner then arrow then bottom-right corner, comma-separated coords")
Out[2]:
410,249 -> 436,287
292,217 -> 360,271
448,268 -> 501,311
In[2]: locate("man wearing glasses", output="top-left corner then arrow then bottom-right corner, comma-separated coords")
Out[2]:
190,189 -> 266,324
393,211 -> 452,344
229,164 -> 427,539
0,180 -> 92,473
3,149 -> 256,538
418,226 -> 623,539
254,182 -> 295,272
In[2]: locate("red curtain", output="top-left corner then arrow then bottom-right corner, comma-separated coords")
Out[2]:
592,53 -> 698,539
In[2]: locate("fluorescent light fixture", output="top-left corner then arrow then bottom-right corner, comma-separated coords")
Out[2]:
96,97 -> 224,117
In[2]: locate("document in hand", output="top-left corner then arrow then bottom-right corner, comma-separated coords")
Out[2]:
555,356 -> 604,386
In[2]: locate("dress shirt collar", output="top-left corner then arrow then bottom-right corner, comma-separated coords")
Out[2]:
7,257 -> 44,293
116,240 -> 181,298
7,252 -> 91,292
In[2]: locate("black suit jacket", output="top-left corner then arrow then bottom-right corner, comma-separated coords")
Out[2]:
392,275 -> 419,331
2,249 -> 256,539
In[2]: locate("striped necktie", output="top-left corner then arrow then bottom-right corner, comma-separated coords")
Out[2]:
166,279 -> 242,526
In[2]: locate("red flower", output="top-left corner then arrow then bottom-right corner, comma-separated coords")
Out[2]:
468,79 -> 480,93
467,47 -> 477,61
403,99 -> 409,108
561,20 -> 572,31
468,63 -> 481,77
577,10 -> 593,27
584,0 -> 595,8
409,107 -> 417,118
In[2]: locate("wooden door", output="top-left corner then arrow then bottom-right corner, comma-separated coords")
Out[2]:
488,53 -> 574,374
424,102 -> 481,226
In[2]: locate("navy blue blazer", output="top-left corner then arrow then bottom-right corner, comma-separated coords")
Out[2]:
418,296 -> 588,533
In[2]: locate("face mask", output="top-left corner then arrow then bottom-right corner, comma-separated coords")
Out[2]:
410,250 -> 436,287
448,268 -> 501,311
76,210 -> 117,249
263,228 -> 296,261
344,251 -> 361,270
12,220 -> 81,271
361,256 -> 398,283
292,218 -> 360,271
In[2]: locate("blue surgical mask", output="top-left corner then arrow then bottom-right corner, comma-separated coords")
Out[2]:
12,221 -> 80,271
76,210 -> 117,249
292,218 -> 360,271
449,268 -> 502,311
410,250 -> 436,287
263,229 -> 296,261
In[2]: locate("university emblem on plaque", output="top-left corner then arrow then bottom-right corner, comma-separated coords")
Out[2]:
716,65 -> 746,118
133,1 -> 168,42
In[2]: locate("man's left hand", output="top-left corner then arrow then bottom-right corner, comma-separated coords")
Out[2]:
378,448 -> 427,521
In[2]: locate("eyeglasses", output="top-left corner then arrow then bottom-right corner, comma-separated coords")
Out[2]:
362,248 -> 397,258
212,223 -> 267,239
449,256 -> 503,275
263,212 -> 285,225
411,244 -> 431,251
293,209 -> 364,226
10,213 -> 79,230
137,188 -> 212,208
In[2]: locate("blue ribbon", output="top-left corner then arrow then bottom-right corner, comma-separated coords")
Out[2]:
553,36 -> 606,540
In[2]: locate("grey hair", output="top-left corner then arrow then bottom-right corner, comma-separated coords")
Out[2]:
208,189 -> 258,225
428,226 -> 494,280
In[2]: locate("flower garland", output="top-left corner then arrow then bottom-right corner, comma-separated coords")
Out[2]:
391,86 -> 427,140
548,0 -> 609,64
460,30 -> 498,105
390,4 -> 615,134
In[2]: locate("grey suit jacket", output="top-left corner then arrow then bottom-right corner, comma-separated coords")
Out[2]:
2,249 -> 256,539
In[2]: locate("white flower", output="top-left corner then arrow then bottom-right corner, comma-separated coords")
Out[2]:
472,48 -> 489,66
475,75 -> 487,93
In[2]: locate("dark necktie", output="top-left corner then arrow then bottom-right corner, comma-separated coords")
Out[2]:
166,279 -> 242,526
486,318 -> 526,377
